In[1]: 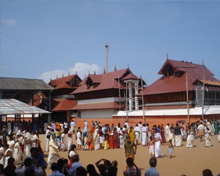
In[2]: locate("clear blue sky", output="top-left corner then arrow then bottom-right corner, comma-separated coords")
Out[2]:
1,1 -> 220,84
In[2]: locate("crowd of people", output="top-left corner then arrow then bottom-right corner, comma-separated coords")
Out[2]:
0,118 -> 219,176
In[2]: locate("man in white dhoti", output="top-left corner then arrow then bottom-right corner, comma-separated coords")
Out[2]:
7,121 -> 12,135
134,124 -> 140,145
142,124 -> 147,146
43,122 -> 48,133
154,129 -> 163,158
186,131 -> 194,148
68,130 -> 73,151
204,127 -> 211,147
61,132 -> 67,151
48,134 -> 60,168
138,122 -> 142,142
13,139 -> 22,165
23,130 -> 32,157
13,122 -> 19,133
165,123 -> 170,142
119,128 -> 126,148
45,126 -> 51,152
174,123 -> 182,147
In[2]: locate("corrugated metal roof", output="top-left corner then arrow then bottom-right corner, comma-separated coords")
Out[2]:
0,77 -> 53,90
0,99 -> 50,115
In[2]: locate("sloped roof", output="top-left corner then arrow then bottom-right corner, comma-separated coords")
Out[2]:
0,99 -> 50,115
122,72 -> 139,81
141,59 -> 219,95
0,77 -> 53,90
72,102 -> 123,110
49,74 -> 81,90
72,68 -> 132,94
52,98 -> 77,112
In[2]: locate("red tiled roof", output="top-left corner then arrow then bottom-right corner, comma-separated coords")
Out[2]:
49,74 -> 81,90
52,98 -> 77,111
72,68 -> 134,94
122,72 -> 139,81
88,74 -> 102,83
72,102 -> 123,110
141,59 -> 219,95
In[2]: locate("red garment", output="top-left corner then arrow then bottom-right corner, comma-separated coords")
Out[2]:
160,126 -> 166,143
91,127 -> 95,134
98,129 -> 103,137
108,132 -> 113,148
113,131 -> 118,148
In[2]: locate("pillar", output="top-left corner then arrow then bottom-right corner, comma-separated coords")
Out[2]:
48,91 -> 51,123
135,81 -> 139,110
128,82 -> 132,112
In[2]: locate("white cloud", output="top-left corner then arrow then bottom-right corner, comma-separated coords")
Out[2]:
2,19 -> 17,26
39,62 -> 101,83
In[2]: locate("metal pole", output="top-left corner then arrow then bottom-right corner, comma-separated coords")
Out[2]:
202,60 -> 205,120
48,91 -> 51,123
186,74 -> 189,124
105,44 -> 109,73
141,76 -> 145,124
118,76 -> 121,110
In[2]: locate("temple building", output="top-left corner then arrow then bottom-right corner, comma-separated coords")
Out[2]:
71,68 -> 143,124
114,59 -> 220,125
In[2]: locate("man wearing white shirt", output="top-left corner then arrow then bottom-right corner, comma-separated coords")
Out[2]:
70,120 -> 76,133
134,124 -> 140,145
138,122 -> 142,142
165,123 -> 170,142
84,120 -> 88,131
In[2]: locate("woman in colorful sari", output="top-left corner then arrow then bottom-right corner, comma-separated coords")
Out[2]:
128,126 -> 135,144
214,120 -> 218,134
160,124 -> 166,145
108,128 -> 114,149
87,130 -> 94,151
103,132 -> 109,150
113,128 -> 118,148
55,129 -> 61,147
93,128 -> 100,150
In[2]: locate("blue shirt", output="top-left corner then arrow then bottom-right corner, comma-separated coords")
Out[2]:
67,162 -> 82,176
144,167 -> 159,176
49,170 -> 65,176
30,154 -> 48,169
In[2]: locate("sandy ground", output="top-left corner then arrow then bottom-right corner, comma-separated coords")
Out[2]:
38,134 -> 220,176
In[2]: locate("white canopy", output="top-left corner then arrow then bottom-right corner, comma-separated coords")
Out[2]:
0,99 -> 50,115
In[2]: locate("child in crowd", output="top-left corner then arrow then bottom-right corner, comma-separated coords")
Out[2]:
148,136 -> 154,158
76,129 -> 82,150
168,139 -> 174,159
